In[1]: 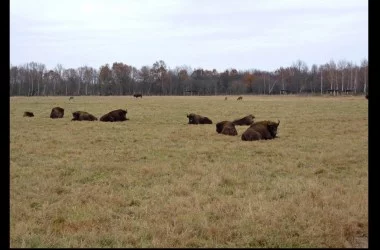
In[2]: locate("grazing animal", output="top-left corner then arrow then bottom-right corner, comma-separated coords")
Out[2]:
71,111 -> 98,121
237,96 -> 243,101
216,121 -> 238,136
225,97 -> 227,100
241,120 -> 280,141
133,93 -> 143,98
23,111 -> 34,117
232,114 -> 255,126
187,113 -> 213,124
100,109 -> 128,122
50,107 -> 65,119
69,96 -> 74,101
365,94 -> 368,100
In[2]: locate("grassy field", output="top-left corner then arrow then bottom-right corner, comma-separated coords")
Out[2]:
10,95 -> 368,248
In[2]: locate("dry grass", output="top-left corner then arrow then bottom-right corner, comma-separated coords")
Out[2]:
10,95 -> 368,248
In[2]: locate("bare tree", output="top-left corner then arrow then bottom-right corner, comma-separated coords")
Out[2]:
361,59 -> 368,94
54,64 -> 64,95
292,60 -> 308,93
337,60 -> 347,92
36,63 -> 46,96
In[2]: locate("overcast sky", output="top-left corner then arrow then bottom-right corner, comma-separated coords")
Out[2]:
10,0 -> 368,72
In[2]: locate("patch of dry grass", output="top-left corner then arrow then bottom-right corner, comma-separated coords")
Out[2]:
10,95 -> 368,247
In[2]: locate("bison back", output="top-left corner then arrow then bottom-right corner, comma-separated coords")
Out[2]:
100,109 -> 127,122
221,125 -> 238,136
200,117 -> 213,124
50,107 -> 64,118
232,115 -> 254,126
216,121 -> 230,133
241,127 -> 262,141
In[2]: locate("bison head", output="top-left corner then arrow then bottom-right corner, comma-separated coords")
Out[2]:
187,113 -> 196,124
267,120 -> 280,138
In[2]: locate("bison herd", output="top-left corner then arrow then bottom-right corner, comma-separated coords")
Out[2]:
24,107 -> 129,122
22,98 -> 280,142
187,113 -> 280,141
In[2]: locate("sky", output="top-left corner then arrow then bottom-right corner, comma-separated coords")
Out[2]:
10,0 -> 368,72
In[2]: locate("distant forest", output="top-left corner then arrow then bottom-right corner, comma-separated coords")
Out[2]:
10,58 -> 368,96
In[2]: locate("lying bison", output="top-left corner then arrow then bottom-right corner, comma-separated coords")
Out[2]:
241,120 -> 280,141
133,93 -> 142,98
216,121 -> 238,136
72,111 -> 98,121
187,113 -> 213,124
23,111 -> 34,117
232,114 -> 255,126
50,107 -> 64,119
100,109 -> 128,122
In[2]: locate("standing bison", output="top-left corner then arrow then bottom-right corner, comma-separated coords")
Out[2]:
216,121 -> 238,136
187,113 -> 213,124
71,111 -> 98,121
241,120 -> 280,141
237,96 -> 243,100
232,114 -> 255,126
133,93 -> 143,98
23,111 -> 34,117
50,107 -> 64,119
100,109 -> 128,122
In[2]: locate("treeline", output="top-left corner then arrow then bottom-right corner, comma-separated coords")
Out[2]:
9,59 -> 368,96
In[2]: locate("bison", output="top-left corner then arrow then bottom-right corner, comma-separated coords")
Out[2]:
232,114 -> 255,126
187,113 -> 213,124
241,120 -> 280,141
133,93 -> 143,98
23,111 -> 34,117
225,96 -> 228,101
100,109 -> 128,122
365,94 -> 368,100
69,96 -> 74,101
237,96 -> 243,101
71,111 -> 98,121
50,107 -> 64,119
216,121 -> 238,136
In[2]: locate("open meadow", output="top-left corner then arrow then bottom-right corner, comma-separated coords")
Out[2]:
10,95 -> 368,248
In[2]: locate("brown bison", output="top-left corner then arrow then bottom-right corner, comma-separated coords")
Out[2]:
23,111 -> 34,117
187,113 -> 213,124
241,120 -> 280,141
216,121 -> 238,136
232,114 -> 255,126
133,93 -> 142,98
237,96 -> 243,100
225,96 -> 227,100
71,111 -> 98,121
50,107 -> 64,119
100,109 -> 128,122
365,94 -> 368,99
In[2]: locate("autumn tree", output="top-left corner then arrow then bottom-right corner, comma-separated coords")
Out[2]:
242,72 -> 255,93
151,60 -> 168,95
98,64 -> 113,95
112,62 -> 132,95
